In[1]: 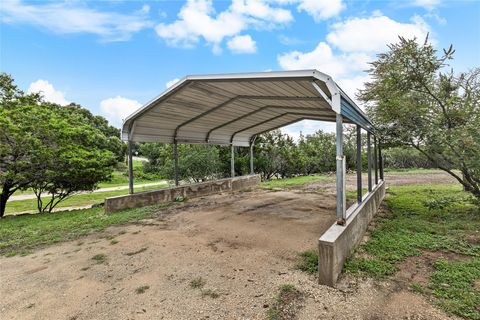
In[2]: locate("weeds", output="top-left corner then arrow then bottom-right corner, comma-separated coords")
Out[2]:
297,250 -> 318,274
267,284 -> 303,320
190,277 -> 206,289
91,253 -> 107,264
201,289 -> 220,299
135,285 -> 150,294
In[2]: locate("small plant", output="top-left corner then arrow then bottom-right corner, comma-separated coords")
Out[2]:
174,195 -> 186,202
424,195 -> 466,210
410,282 -> 424,294
80,266 -> 90,271
125,247 -> 147,256
267,284 -> 303,320
201,289 -> 220,299
5,250 -> 17,257
190,277 -> 206,289
135,285 -> 150,294
297,250 -> 318,274
110,240 -> 119,245
91,253 -> 107,264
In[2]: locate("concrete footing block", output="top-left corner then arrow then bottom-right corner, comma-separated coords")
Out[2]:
318,181 -> 385,286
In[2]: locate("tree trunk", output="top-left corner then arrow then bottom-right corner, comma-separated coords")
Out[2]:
0,184 -> 11,218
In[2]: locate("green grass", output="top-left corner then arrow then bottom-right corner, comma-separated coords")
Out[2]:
260,174 -> 332,190
0,204 -> 169,256
135,285 -> 150,294
430,259 -> 480,319
383,168 -> 445,175
297,249 -> 318,274
344,184 -> 480,319
97,160 -> 164,188
5,183 -> 169,215
91,253 -> 107,264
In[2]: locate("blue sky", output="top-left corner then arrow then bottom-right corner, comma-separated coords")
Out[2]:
1,0 -> 479,138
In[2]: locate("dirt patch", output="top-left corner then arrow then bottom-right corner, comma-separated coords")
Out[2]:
0,172 -> 460,320
396,250 -> 469,288
473,279 -> 480,290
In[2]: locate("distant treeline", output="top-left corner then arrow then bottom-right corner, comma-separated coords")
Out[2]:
134,128 -> 435,183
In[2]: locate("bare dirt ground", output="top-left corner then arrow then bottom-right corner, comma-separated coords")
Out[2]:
0,171 -> 459,320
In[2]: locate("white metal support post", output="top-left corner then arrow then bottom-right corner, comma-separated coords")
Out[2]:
174,141 -> 179,186
231,144 -> 235,178
128,140 -> 134,194
249,141 -> 254,174
336,114 -> 346,225
367,132 -> 373,192
356,125 -> 362,203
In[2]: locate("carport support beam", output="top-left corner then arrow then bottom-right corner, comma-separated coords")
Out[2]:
379,140 -> 384,180
249,141 -> 254,174
128,140 -> 134,194
336,114 -> 346,225
374,137 -> 378,185
231,144 -> 235,178
367,132 -> 372,192
174,141 -> 179,186
356,125 -> 362,203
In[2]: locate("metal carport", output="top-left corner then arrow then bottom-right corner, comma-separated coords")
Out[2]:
121,69 -> 384,225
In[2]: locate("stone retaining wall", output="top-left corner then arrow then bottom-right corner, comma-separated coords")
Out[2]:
104,174 -> 261,214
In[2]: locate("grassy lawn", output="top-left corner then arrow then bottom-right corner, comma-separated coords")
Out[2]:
97,160 -> 165,188
259,174 -> 333,189
344,185 -> 480,319
12,160 -> 166,195
383,168 -> 447,175
0,204 -> 169,257
5,183 -> 169,215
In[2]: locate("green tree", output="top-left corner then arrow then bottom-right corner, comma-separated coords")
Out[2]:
62,103 -> 126,162
298,130 -> 336,174
359,37 -> 480,198
29,104 -> 116,213
0,73 -> 117,216
0,74 -> 44,217
140,143 -> 222,183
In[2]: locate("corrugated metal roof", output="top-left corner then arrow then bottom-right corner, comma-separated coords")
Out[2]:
122,69 -> 373,146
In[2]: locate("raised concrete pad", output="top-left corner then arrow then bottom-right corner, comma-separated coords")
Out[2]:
318,180 -> 385,286
104,174 -> 261,214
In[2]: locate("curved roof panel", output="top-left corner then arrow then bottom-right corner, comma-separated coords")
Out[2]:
122,70 -> 373,146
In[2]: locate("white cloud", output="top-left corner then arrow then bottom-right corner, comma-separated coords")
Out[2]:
411,0 -> 441,10
155,0 -> 292,53
297,0 -> 345,22
327,13 -> 431,53
231,0 -> 293,23
27,79 -> 69,106
278,12 -> 432,81
227,35 -> 257,54
277,11 -> 433,137
282,120 -> 336,139
166,78 -> 180,88
100,96 -> 142,127
1,0 -> 152,41
278,42 -> 369,78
